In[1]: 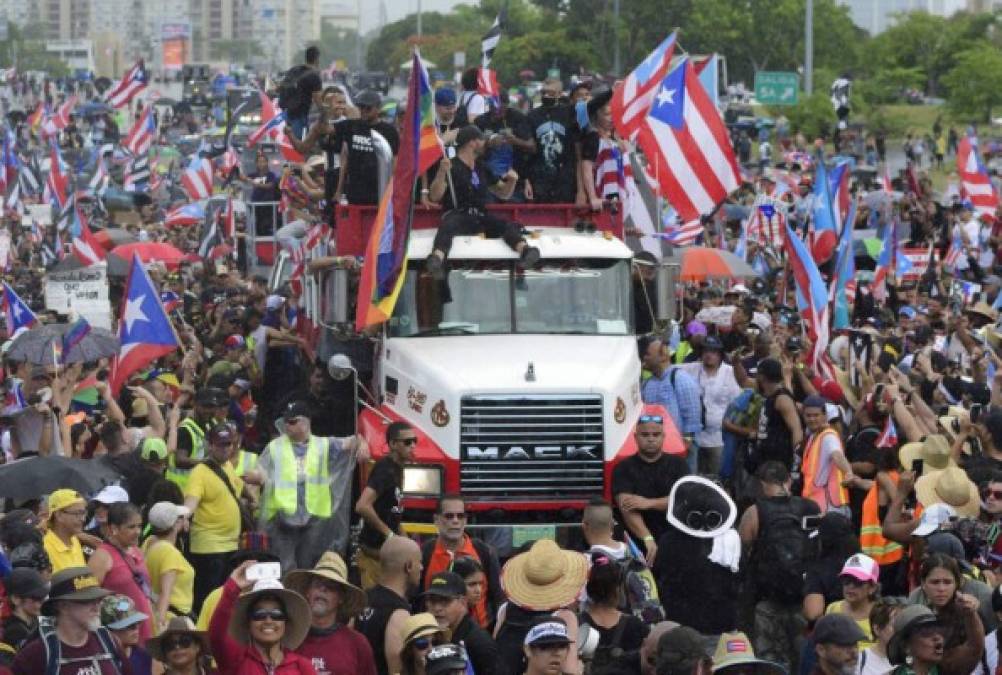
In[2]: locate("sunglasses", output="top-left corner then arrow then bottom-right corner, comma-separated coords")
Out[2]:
164,635 -> 196,651
986,489 -> 1002,500
638,415 -> 663,424
250,609 -> 287,622
285,417 -> 305,425
412,637 -> 432,650
440,512 -> 466,521
684,510 -> 724,531
395,437 -> 418,446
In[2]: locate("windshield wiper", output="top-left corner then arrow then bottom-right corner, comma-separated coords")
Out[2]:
411,325 -> 477,337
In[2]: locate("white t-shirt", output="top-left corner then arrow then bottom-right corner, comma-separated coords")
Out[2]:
679,362 -> 742,448
812,432 -> 843,487
588,542 -> 628,561
460,91 -> 488,120
955,219 -> 980,271
973,629 -> 998,675
858,647 -> 892,675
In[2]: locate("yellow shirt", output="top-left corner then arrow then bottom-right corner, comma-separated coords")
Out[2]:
184,462 -> 244,554
142,538 -> 195,615
826,600 -> 875,649
43,529 -> 86,573
196,586 -> 223,631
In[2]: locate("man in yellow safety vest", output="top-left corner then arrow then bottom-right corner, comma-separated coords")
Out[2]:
167,387 -> 227,490
246,400 -> 370,571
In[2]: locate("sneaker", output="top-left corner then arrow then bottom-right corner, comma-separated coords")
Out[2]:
519,246 -> 540,267
426,254 -> 446,280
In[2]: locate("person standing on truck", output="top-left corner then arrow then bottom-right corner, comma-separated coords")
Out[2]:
332,90 -> 400,207
425,125 -> 541,280
355,422 -> 416,590
525,78 -> 579,204
612,413 -> 690,566
637,336 -> 704,473
289,86 -> 354,219
280,46 -> 323,140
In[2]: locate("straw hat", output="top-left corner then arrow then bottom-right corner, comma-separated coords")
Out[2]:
284,552 -> 366,619
898,434 -> 954,475
228,579 -> 311,649
501,540 -> 589,611
915,466 -> 980,518
965,301 -> 998,323
400,612 -> 443,647
146,616 -> 209,661
832,367 -> 861,410
712,632 -> 785,675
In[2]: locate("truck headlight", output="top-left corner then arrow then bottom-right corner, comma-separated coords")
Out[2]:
403,465 -> 442,496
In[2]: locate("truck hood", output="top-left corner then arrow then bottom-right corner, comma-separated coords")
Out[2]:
386,334 -> 633,392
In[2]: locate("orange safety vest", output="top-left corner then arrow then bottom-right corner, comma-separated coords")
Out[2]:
860,470 -> 904,565
802,427 -> 849,512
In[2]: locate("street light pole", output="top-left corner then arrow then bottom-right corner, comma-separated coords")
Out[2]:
613,0 -> 621,77
417,0 -> 423,39
805,0 -> 814,94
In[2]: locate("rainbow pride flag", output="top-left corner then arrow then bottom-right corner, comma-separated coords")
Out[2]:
356,50 -> 443,330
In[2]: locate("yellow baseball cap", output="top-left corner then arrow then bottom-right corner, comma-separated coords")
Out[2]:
48,489 -> 85,516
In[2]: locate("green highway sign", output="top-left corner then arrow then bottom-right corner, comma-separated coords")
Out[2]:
755,71 -> 799,106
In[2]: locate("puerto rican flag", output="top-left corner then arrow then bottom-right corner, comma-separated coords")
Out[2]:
637,57 -> 741,224
160,291 -> 182,313
611,31 -> 677,142
105,60 -> 148,109
784,222 -> 834,381
247,91 -> 304,162
181,157 -> 214,201
89,158 -> 109,196
164,201 -> 205,228
957,136 -> 999,221
40,95 -> 78,138
70,206 -> 106,266
123,105 -> 156,157
876,416 -> 899,449
2,282 -> 38,333
109,254 -> 180,394
45,143 -> 69,211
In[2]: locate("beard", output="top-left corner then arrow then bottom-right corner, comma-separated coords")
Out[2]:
86,616 -> 102,631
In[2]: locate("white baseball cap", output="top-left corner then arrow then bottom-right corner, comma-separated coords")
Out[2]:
92,485 -> 129,505
147,502 -> 191,531
912,503 -> 956,537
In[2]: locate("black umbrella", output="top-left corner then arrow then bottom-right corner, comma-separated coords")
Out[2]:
6,323 -> 120,365
0,456 -> 121,501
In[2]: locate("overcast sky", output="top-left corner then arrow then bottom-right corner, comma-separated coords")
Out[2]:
359,0 -> 475,34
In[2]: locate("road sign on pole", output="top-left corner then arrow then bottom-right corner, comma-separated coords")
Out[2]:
754,71 -> 799,106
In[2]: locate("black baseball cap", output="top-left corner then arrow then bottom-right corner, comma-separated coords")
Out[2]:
282,400 -> 312,421
5,568 -> 48,599
356,90 -> 382,108
421,572 -> 467,599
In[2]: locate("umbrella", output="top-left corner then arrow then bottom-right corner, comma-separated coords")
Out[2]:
154,97 -> 179,107
671,247 -> 757,281
6,323 -> 120,365
93,228 -> 137,251
79,101 -> 111,117
50,255 -> 131,277
110,243 -> 187,268
0,456 -> 121,501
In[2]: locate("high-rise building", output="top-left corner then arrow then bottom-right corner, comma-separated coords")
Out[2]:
0,0 -> 42,32
836,0 -> 967,34
251,0 -> 321,70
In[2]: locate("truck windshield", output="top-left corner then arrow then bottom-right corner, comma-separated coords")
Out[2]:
388,259 -> 633,337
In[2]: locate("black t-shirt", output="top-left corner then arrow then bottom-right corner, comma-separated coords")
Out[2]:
804,554 -> 848,606
525,103 -> 578,199
356,585 -> 411,675
284,67 -> 322,118
359,457 -> 403,548
579,611 -> 649,658
653,527 -> 738,634
333,119 -> 401,205
579,130 -> 602,163
611,453 -> 690,544
962,453 -> 1002,489
442,159 -> 492,212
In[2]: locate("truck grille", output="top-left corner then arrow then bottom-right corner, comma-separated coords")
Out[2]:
459,395 -> 604,500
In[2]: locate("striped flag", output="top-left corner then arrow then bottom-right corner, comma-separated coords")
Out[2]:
247,91 -> 303,162
611,31 -> 677,142
45,143 -> 69,211
106,60 -> 148,109
70,206 -> 106,266
89,158 -> 109,196
2,282 -> 38,333
784,222 -> 833,379
944,228 -> 964,270
123,155 -> 150,192
876,416 -> 898,448
60,318 -> 92,364
27,102 -> 45,135
831,198 -> 857,330
41,95 -> 77,137
637,57 -> 741,224
164,202 -> 205,228
123,105 -> 156,157
957,136 -> 998,220
356,50 -> 444,330
181,157 -> 214,201
481,9 -> 505,67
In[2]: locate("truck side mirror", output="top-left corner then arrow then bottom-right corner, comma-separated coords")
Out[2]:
655,262 -> 680,324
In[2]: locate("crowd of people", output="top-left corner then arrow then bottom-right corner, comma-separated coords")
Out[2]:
0,36 -> 1002,675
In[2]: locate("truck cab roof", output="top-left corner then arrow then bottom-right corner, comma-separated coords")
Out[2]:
406,227 -> 634,260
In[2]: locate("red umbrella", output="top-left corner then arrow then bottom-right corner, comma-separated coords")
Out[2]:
109,242 -> 187,268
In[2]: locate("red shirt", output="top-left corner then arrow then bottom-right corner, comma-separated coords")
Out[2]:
423,535 -> 489,628
12,632 -> 134,675
295,627 -> 376,675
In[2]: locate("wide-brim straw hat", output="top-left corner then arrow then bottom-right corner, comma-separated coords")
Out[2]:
284,551 -> 366,619
146,616 -> 210,661
832,367 -> 861,410
228,579 -> 311,649
501,539 -> 589,612
915,466 -> 980,518
712,632 -> 786,675
965,301 -> 998,323
898,434 -> 954,474
400,612 -> 444,646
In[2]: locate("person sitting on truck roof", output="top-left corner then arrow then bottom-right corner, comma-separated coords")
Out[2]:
425,125 -> 541,281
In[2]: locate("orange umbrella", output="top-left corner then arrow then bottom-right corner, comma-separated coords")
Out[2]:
677,247 -> 757,281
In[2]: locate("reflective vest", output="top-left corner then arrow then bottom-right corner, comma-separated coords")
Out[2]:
233,450 -> 258,477
860,470 -> 904,565
262,435 -> 331,520
801,427 -> 849,512
166,418 -> 207,490
673,341 -> 693,364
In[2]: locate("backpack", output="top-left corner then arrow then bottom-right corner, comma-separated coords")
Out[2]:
670,368 -> 707,429
39,616 -> 124,675
618,557 -> 664,625
753,497 -> 816,604
278,65 -> 310,113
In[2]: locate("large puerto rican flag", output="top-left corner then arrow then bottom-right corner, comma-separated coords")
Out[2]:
106,60 -> 148,109
123,105 -> 156,157
636,57 -> 741,224
957,136 -> 999,220
181,157 -> 214,201
611,32 -> 677,142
